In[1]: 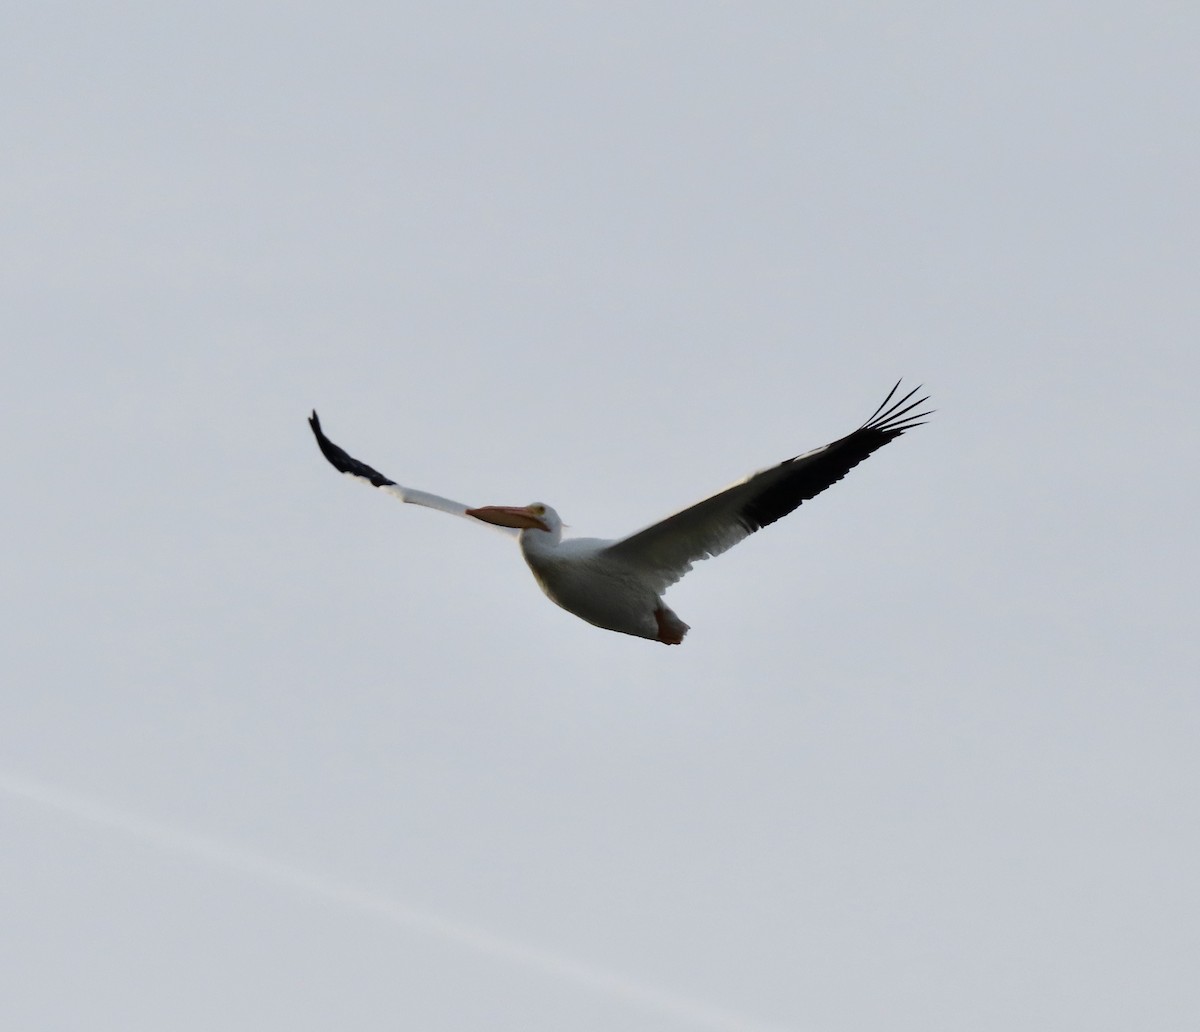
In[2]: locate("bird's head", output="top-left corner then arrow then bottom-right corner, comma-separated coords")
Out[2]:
466,502 -> 562,540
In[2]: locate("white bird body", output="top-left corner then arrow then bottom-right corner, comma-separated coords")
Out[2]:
309,382 -> 930,644
516,526 -> 691,643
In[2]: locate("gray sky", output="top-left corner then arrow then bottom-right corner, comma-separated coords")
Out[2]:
3,4 -> 1197,1030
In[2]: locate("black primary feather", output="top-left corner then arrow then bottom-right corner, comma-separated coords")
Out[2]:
308,411 -> 397,488
738,381 -> 932,532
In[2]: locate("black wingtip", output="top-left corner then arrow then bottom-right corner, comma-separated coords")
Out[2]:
308,409 -> 341,467
308,409 -> 330,446
307,411 -> 397,488
860,380 -> 932,436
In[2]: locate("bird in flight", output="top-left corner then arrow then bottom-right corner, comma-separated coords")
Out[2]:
309,381 -> 930,644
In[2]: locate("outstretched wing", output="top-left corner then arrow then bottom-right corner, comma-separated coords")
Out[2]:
308,411 -> 518,536
603,382 -> 931,591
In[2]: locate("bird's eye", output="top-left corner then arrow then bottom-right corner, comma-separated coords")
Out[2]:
532,504 -> 545,515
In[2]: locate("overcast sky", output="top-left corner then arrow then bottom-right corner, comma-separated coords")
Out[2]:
3,4 -> 1198,1031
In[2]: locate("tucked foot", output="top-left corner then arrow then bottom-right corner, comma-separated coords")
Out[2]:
654,606 -> 689,645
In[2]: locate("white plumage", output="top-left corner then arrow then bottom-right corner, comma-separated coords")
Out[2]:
309,382 -> 930,644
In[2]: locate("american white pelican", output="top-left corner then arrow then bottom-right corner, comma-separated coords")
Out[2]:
309,382 -> 930,644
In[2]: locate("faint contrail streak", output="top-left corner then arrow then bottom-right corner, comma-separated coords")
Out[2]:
1,772 -> 794,1032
